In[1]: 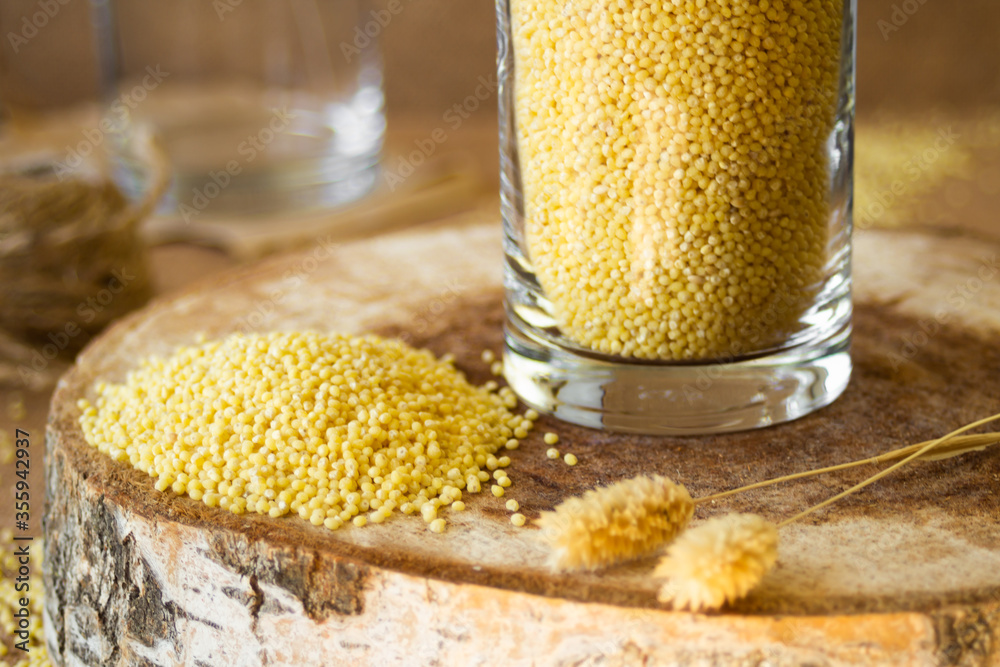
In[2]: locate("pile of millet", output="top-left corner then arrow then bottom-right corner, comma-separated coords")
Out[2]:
78,332 -> 535,533
511,0 -> 844,359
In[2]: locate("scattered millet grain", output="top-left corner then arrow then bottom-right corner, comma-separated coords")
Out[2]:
855,119 -> 973,230
498,477 -> 512,488
511,0 -> 844,360
422,503 -> 439,523
563,453 -> 578,466
490,361 -> 504,376
655,513 -> 778,611
546,448 -> 560,460
543,433 -> 559,446
78,331 -> 534,532
430,518 -> 447,533
505,438 -> 520,450
506,499 -> 520,512
481,349 -> 496,364
452,501 -> 466,512
6,396 -> 26,422
537,474 -> 694,571
0,433 -> 13,465
491,484 -> 506,498
0,531 -> 50,666
511,513 -> 527,527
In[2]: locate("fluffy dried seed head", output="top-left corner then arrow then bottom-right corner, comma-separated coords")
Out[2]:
536,474 -> 694,572
655,513 -> 778,612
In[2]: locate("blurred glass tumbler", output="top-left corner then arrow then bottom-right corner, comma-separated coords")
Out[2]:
93,0 -> 385,217
499,0 -> 856,434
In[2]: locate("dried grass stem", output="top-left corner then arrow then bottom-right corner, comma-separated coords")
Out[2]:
697,433 -> 1000,505
777,413 -> 1000,527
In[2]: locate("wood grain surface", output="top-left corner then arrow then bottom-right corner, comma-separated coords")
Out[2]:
43,214 -> 1000,666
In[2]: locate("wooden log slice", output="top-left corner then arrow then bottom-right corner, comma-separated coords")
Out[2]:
44,218 -> 1000,666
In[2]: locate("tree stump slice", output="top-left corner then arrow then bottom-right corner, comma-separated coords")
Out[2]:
44,218 -> 1000,666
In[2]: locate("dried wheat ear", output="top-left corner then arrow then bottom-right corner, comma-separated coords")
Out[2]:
653,414 -> 1000,611
655,513 -> 778,612
535,474 -> 694,572
535,415 -> 1000,613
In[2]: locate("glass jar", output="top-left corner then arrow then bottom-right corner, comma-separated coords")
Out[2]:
92,0 -> 385,218
498,0 -> 855,434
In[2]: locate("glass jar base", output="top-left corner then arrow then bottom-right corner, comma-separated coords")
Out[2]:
503,320 -> 852,436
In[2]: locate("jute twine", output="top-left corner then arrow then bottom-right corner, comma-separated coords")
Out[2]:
0,136 -> 169,385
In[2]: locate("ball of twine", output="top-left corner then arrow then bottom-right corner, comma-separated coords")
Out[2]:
0,139 -> 168,362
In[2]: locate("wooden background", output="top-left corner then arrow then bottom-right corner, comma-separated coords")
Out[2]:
1,0 -> 999,118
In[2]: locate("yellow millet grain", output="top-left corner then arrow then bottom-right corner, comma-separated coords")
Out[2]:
511,513 -> 528,527
855,118 -> 972,230
0,433 -> 14,465
511,0 -> 844,360
6,396 -> 26,422
77,332 -> 533,531
546,448 -> 560,460
543,432 -> 559,445
0,531 -> 50,667
564,453 -> 578,466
